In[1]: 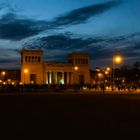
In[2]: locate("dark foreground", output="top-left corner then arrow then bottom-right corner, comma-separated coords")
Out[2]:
1,93 -> 140,140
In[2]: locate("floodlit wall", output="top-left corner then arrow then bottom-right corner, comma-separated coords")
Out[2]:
21,49 -> 90,84
21,49 -> 43,84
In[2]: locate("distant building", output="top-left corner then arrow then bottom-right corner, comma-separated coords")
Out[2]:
0,69 -> 20,83
21,49 -> 90,84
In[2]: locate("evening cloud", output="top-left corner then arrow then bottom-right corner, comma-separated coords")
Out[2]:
0,0 -> 139,69
24,33 -> 140,67
51,0 -> 123,27
0,0 -> 123,40
0,13 -> 45,40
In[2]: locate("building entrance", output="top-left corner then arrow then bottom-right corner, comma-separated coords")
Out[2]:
79,74 -> 84,84
57,72 -> 63,84
30,74 -> 36,84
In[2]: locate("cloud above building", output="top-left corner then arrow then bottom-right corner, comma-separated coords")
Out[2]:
0,13 -> 45,40
0,0 -> 123,41
0,0 -> 139,69
23,33 -> 140,68
51,0 -> 123,27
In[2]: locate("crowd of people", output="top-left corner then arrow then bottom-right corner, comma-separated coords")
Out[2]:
98,83 -> 139,92
0,83 -> 139,94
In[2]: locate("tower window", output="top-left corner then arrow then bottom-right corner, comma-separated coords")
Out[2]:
83,59 -> 85,64
80,59 -> 82,64
35,56 -> 37,62
86,59 -> 88,64
25,56 -> 27,62
78,59 -> 80,64
28,56 -> 31,62
32,56 -> 35,62
38,57 -> 41,62
75,58 -> 77,64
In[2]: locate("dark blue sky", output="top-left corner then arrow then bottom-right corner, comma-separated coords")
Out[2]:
0,0 -> 140,69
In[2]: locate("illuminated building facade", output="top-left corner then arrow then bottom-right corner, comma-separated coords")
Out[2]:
21,49 -> 90,84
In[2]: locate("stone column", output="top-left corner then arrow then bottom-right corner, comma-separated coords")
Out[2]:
62,72 -> 64,84
51,72 -> 53,84
47,72 -> 50,84
70,72 -> 72,84
49,72 -> 52,84
46,72 -> 48,84
55,72 -> 57,84
67,72 -> 69,84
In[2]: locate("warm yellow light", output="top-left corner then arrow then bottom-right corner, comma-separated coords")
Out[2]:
74,66 -> 79,71
19,82 -> 23,85
24,69 -> 28,74
2,71 -> 6,75
0,80 -> 2,82
7,79 -> 11,82
114,56 -> 123,64
11,82 -> 14,85
98,73 -> 102,77
105,71 -> 108,74
106,67 -> 110,71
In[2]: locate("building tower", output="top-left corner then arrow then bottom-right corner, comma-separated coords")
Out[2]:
21,49 -> 43,84
69,52 -> 90,84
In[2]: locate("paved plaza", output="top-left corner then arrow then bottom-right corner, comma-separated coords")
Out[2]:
1,93 -> 140,139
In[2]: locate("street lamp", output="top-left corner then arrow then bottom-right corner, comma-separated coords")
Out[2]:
24,69 -> 28,84
1,71 -> 6,81
105,71 -> 109,75
112,55 -> 123,84
74,66 -> 79,71
105,67 -> 111,84
98,73 -> 103,84
24,69 -> 28,74
107,67 -> 110,71
74,66 -> 79,84
2,71 -> 6,75
98,73 -> 102,77
114,55 -> 123,64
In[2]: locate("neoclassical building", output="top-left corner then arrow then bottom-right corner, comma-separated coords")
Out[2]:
21,49 -> 90,84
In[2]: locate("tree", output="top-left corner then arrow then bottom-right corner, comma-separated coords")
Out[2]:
133,62 -> 140,70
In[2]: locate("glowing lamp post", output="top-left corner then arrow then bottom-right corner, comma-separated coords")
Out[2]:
98,73 -> 103,83
1,71 -> 6,81
105,67 -> 111,84
74,66 -> 79,71
2,71 -> 6,75
105,71 -> 108,75
98,73 -> 102,77
114,55 -> 123,64
24,69 -> 28,84
74,66 -> 79,84
24,69 -> 28,74
107,67 -> 110,71
112,55 -> 123,84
